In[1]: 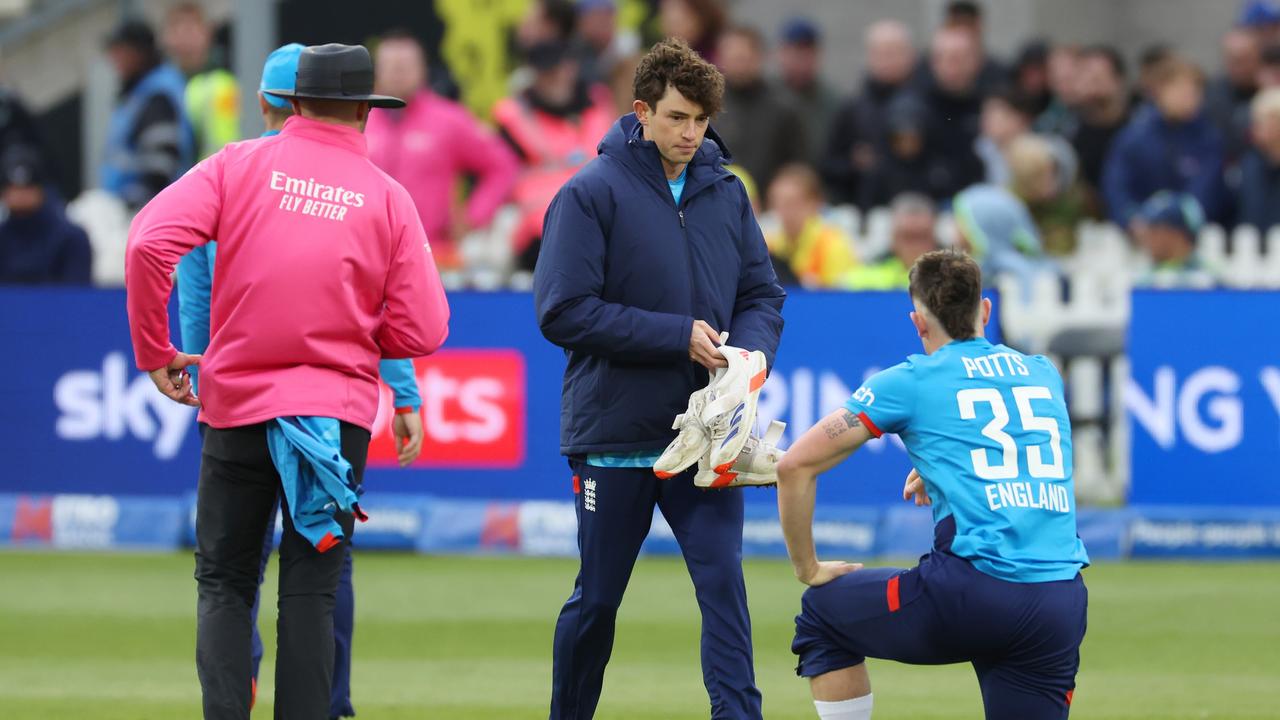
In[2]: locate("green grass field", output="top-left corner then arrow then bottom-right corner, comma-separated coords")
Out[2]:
0,552 -> 1276,719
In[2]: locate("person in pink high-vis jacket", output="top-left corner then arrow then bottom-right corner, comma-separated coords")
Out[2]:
365,30 -> 517,270
125,44 -> 449,720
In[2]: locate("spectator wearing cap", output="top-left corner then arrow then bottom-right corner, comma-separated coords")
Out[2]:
1102,57 -> 1228,228
507,0 -> 579,112
1133,191 -> 1218,287
776,17 -> 839,169
1067,45 -> 1132,207
859,93 -> 964,209
0,145 -> 91,285
1011,40 -> 1052,117
1240,0 -> 1280,45
1206,27 -> 1262,166
163,2 -> 240,159
366,30 -> 518,271
494,37 -> 613,272
1237,87 -> 1280,230
0,86 -> 43,179
714,25 -> 807,192
764,163 -> 857,288
101,19 -> 195,211
822,19 -> 916,205
841,192 -> 939,290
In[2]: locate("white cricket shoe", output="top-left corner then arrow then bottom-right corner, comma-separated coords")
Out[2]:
695,420 -> 787,488
702,345 -> 768,475
653,373 -> 720,479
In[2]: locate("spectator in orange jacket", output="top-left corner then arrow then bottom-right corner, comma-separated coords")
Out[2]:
764,163 -> 857,288
493,39 -> 614,272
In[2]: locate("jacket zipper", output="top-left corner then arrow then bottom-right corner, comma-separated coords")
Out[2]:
666,163 -> 721,344
678,204 -> 697,334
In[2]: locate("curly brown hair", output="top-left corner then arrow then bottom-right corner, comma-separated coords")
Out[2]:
632,37 -> 725,117
908,249 -> 984,340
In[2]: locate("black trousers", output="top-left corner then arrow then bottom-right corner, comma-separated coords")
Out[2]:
194,421 -> 369,720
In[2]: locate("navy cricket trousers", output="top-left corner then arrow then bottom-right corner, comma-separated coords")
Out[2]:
550,461 -> 763,720
792,551 -> 1088,720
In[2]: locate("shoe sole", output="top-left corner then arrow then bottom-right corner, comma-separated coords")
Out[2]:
693,469 -> 777,488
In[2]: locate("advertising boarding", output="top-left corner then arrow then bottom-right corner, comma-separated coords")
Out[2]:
0,288 -> 968,505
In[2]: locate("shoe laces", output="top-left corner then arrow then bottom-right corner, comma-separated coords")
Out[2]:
674,389 -> 713,440
703,391 -> 737,439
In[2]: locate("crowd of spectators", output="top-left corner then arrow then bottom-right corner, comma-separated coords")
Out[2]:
5,0 -> 1280,291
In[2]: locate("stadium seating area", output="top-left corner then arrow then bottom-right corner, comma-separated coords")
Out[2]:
6,0 -> 1280,295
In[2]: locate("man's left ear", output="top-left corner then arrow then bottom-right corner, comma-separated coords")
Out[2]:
910,310 -> 927,338
980,297 -> 992,328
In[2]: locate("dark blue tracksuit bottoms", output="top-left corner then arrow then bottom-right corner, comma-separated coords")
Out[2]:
250,500 -> 356,719
550,460 -> 763,720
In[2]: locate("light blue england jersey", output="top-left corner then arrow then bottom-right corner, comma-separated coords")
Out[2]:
844,337 -> 1089,583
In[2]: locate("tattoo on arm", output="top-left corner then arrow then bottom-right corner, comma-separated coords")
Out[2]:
823,410 -> 863,439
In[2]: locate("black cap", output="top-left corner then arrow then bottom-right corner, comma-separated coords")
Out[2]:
104,19 -> 157,53
524,40 -> 571,71
264,43 -> 405,109
1014,40 -> 1049,70
0,145 -> 46,189
887,94 -> 927,133
780,17 -> 820,47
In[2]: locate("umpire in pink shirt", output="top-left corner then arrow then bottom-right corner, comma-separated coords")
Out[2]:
125,44 -> 449,719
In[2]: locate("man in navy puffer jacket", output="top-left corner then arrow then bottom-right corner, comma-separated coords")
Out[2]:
534,37 -> 785,720
1102,56 -> 1228,227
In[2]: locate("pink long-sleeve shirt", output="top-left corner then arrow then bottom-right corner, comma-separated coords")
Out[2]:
125,115 -> 450,431
365,90 -> 517,254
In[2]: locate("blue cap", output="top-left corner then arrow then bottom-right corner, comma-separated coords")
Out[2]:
260,43 -> 305,109
577,0 -> 615,11
1139,191 -> 1205,236
780,17 -> 820,46
1239,0 -> 1280,27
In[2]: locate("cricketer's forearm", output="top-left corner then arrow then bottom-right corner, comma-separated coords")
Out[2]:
777,463 -> 820,582
775,408 -> 874,582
